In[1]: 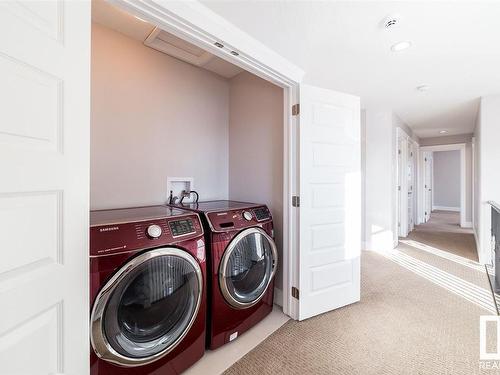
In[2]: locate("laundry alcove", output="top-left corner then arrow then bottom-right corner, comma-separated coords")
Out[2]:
90,1 -> 286,299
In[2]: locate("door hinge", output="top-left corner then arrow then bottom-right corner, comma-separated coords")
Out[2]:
292,104 -> 300,116
291,286 -> 299,299
425,211 -> 427,215
425,157 -> 427,162
292,195 -> 300,207
398,186 -> 401,191
398,149 -> 401,155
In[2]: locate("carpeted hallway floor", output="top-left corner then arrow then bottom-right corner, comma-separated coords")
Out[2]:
224,211 -> 495,374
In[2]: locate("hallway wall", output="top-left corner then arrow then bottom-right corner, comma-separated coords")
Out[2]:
419,134 -> 473,224
474,95 -> 500,264
433,150 -> 460,210
363,111 -> 414,250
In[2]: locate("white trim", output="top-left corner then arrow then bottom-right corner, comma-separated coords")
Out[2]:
110,0 -> 303,320
463,221 -> 473,228
273,287 -> 283,307
473,228 -> 486,264
419,143 -> 467,228
432,206 -> 460,212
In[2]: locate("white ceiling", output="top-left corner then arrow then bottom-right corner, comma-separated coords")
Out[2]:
91,0 -> 243,79
202,1 -> 500,138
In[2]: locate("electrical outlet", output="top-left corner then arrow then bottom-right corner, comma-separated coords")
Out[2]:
167,177 -> 194,204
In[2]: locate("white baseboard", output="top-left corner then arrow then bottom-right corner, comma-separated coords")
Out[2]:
433,205 -> 460,212
462,221 -> 473,228
473,228 -> 488,264
273,287 -> 283,307
362,239 -> 398,252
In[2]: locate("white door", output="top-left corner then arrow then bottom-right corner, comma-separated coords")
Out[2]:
397,138 -> 404,236
407,143 -> 414,232
0,2 -> 90,374
298,85 -> 360,320
424,152 -> 433,222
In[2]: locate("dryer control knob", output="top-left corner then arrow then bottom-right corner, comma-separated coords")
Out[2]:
243,211 -> 253,221
147,224 -> 162,238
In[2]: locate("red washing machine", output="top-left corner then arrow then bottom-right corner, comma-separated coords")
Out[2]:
89,205 -> 206,375
172,200 -> 278,349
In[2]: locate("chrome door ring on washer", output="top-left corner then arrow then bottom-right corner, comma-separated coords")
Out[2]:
219,227 -> 278,309
90,247 -> 203,367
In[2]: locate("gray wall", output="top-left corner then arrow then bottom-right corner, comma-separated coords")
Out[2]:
433,150 -> 460,209
420,133 -> 473,222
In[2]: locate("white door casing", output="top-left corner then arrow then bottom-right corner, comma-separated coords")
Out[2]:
397,136 -> 404,236
298,85 -> 360,321
407,141 -> 414,232
0,2 -> 90,374
424,152 -> 433,222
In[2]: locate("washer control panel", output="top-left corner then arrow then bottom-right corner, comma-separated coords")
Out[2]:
206,206 -> 272,232
90,214 -> 203,256
147,224 -> 162,238
169,218 -> 195,238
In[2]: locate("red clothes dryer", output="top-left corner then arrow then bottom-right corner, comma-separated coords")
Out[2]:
172,200 -> 278,350
89,206 -> 206,375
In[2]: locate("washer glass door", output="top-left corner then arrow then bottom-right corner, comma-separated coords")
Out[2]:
219,228 -> 278,309
91,248 -> 202,366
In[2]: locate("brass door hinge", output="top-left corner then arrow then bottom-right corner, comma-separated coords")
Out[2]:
291,286 -> 299,299
292,104 -> 300,116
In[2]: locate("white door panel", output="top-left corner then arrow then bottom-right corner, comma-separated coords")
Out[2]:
424,152 -> 433,222
298,85 -> 360,320
0,1 -> 90,374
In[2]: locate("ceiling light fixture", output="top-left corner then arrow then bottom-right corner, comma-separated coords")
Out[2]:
416,84 -> 430,92
391,41 -> 412,52
439,130 -> 448,134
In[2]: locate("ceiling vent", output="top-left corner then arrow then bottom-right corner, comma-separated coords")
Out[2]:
383,14 -> 400,29
143,27 -> 243,78
144,27 -> 213,66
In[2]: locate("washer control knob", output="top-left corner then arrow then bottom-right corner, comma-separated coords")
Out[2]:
147,224 -> 162,238
243,211 -> 253,221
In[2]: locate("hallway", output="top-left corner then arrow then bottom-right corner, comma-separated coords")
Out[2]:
222,211 -> 496,374
406,210 -> 477,261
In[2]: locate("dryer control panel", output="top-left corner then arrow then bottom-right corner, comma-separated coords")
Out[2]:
206,206 -> 272,232
90,213 -> 203,257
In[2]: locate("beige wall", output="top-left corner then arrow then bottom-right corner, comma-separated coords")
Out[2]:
92,24 -> 285,292
91,23 -> 230,209
228,72 -> 284,290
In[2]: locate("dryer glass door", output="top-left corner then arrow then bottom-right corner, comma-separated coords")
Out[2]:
90,248 -> 203,366
220,227 -> 278,309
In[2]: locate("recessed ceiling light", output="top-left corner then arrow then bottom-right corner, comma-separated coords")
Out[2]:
416,84 -> 430,92
391,41 -> 412,52
439,130 -> 448,134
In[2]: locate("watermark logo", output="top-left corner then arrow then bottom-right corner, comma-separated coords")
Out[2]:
479,315 -> 500,370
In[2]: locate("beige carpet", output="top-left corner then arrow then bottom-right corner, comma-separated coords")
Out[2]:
224,212 -> 495,375
406,210 -> 477,261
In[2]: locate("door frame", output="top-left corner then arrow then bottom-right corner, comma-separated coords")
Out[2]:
418,143 -> 467,227
109,0 -> 304,319
395,127 -> 418,238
